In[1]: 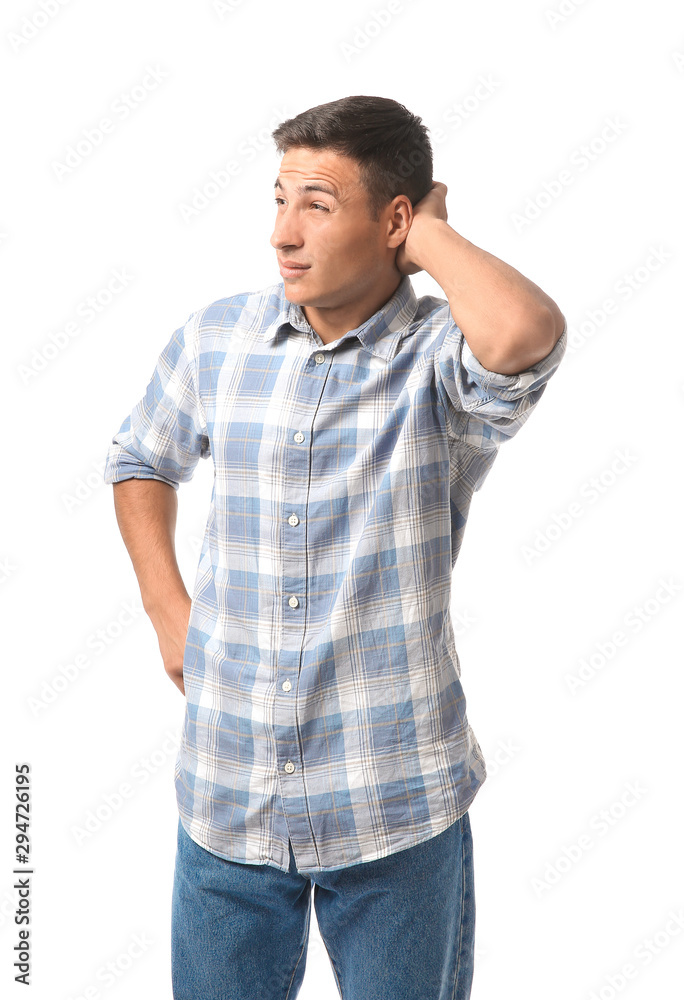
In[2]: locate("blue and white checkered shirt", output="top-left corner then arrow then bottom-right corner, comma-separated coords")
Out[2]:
104,274 -> 566,873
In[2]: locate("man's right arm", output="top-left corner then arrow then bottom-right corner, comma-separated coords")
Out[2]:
112,478 -> 191,695
105,315 -> 211,694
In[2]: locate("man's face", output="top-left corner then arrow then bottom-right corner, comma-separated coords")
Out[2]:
270,146 -> 399,311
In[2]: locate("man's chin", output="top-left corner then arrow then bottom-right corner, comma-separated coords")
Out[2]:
282,281 -> 320,306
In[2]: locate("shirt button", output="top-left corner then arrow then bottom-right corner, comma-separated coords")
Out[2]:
315,353 -> 325,364
284,761 -> 295,774
282,679 -> 292,692
288,513 -> 299,526
288,596 -> 299,608
294,431 -> 305,443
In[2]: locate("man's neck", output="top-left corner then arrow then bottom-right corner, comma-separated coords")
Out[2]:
302,272 -> 403,345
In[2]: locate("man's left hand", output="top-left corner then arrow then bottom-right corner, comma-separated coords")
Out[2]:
395,181 -> 449,276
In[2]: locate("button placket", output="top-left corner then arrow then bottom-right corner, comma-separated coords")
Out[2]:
273,348 -> 332,864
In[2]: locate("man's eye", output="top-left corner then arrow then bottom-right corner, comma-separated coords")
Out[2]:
274,198 -> 328,212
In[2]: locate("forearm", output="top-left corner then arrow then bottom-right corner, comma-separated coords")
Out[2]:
112,478 -> 189,619
409,218 -> 564,374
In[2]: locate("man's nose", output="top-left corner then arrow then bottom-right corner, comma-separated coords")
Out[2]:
270,210 -> 302,250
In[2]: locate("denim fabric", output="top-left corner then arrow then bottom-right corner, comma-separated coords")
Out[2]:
171,810 -> 475,999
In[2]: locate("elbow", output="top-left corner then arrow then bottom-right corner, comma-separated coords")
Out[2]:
484,307 -> 560,375
528,302 -> 565,351
512,303 -> 565,365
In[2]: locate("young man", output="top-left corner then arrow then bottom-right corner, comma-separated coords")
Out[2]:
104,95 -> 566,1000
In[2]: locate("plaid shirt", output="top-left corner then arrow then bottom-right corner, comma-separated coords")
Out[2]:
104,274 -> 566,873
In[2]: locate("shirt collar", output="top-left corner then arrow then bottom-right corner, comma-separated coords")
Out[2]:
262,274 -> 419,362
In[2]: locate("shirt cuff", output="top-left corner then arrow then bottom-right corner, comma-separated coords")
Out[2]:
460,322 -> 567,399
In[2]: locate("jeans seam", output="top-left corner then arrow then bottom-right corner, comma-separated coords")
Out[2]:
284,894 -> 312,1000
451,815 -> 466,1000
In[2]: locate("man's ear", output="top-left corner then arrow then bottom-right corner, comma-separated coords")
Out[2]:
386,195 -> 412,249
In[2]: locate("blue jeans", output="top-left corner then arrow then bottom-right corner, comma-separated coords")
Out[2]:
171,812 -> 475,999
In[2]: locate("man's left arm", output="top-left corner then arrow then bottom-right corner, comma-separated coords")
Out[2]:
396,182 -> 566,376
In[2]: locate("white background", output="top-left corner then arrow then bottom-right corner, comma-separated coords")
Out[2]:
2,0 -> 683,997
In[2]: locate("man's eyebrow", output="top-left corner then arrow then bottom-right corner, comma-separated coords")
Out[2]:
274,178 -> 339,199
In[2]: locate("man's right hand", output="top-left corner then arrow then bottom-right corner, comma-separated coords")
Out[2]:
111,479 -> 193,696
149,594 -> 192,695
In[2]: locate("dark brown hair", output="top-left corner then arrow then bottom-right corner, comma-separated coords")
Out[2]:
271,95 -> 433,221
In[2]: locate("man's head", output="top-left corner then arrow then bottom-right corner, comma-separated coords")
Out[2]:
270,96 -> 433,314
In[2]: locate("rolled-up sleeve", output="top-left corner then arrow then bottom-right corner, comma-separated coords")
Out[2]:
104,312 -> 211,490
434,311 -> 567,450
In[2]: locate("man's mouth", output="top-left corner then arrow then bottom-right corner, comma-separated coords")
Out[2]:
279,261 -> 311,277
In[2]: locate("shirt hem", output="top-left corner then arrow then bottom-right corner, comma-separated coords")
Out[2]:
177,786 -> 480,876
